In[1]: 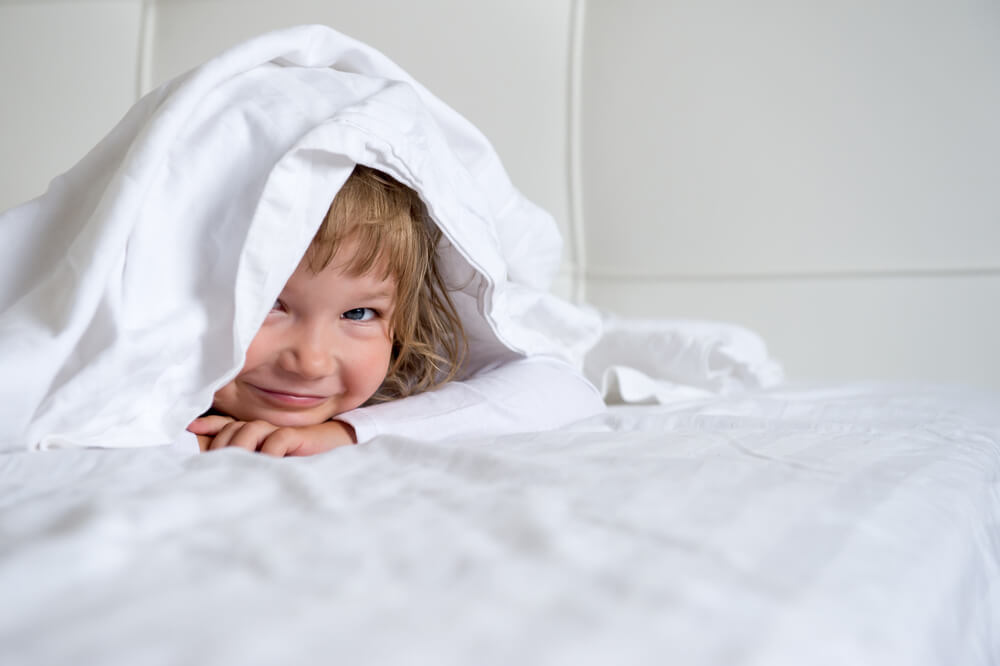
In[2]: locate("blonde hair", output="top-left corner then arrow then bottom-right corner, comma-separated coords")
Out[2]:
307,165 -> 466,403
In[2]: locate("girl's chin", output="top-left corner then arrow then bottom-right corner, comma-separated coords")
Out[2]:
250,407 -> 337,428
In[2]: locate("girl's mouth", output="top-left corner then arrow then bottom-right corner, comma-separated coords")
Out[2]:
247,384 -> 328,408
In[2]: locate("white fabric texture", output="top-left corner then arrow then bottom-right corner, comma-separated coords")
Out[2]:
0,25 -> 604,452
1,383 -> 997,665
338,355 -> 604,444
584,314 -> 784,403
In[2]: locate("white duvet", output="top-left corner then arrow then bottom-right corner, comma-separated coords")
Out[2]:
0,24 -> 780,453
0,24 -> 604,452
1,383 -> 997,666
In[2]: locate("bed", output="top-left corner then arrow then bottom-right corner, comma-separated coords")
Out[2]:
2,382 -> 998,665
1,1 -> 999,665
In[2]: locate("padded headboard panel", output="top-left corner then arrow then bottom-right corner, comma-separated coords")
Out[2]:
2,0 -> 998,390
578,1 -> 1000,390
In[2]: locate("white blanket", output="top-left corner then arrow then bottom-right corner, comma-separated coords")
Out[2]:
0,25 -> 602,452
585,313 -> 784,402
0,383 -> 996,665
0,24 -> 783,453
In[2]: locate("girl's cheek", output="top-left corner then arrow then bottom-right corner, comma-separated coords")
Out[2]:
242,326 -> 283,370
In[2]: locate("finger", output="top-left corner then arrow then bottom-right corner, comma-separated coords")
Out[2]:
196,434 -> 214,452
227,420 -> 280,452
187,415 -> 235,435
207,420 -> 247,450
259,429 -> 297,457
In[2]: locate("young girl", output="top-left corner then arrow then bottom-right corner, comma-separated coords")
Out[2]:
189,165 -> 467,455
0,25 -> 606,454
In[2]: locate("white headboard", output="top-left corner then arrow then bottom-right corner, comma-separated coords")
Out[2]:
2,0 -> 998,390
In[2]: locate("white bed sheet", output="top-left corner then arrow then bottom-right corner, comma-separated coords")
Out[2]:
1,383 -> 998,665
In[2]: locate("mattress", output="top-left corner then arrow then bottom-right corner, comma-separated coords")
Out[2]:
1,382 -> 998,665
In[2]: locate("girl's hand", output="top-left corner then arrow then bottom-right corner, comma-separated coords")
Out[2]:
187,416 -> 356,456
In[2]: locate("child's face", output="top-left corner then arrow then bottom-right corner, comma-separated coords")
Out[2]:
212,239 -> 395,427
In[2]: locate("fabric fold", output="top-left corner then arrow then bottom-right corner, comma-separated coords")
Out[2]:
584,313 -> 784,403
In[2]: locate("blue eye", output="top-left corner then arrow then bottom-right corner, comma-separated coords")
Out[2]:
343,308 -> 377,321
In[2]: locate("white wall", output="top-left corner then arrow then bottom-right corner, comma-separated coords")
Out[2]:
0,0 -> 143,209
580,0 -> 1000,390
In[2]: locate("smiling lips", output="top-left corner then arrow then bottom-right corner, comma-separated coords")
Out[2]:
247,383 -> 329,407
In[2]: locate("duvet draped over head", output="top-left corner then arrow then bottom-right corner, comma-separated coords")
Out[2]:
0,25 -> 601,452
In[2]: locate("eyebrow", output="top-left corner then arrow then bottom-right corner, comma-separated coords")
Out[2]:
356,288 -> 396,302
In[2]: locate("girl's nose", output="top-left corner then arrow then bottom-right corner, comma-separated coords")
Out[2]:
280,329 -> 337,379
